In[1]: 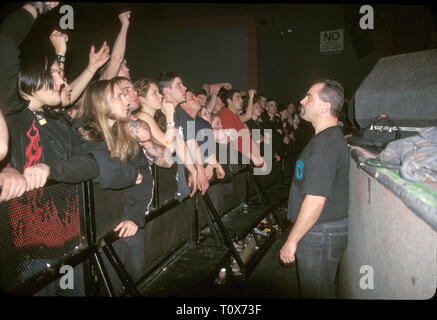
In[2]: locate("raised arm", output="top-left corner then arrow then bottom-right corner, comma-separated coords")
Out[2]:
49,30 -> 67,71
68,42 -> 110,104
99,11 -> 131,80
238,89 -> 256,123
206,87 -> 218,114
0,2 -> 58,116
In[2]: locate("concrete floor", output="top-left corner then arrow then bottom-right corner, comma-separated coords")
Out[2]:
217,223 -> 300,299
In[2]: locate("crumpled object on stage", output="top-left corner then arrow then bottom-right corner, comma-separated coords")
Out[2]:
378,126 -> 437,182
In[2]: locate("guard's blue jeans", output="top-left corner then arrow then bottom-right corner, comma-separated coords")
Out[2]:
295,218 -> 348,299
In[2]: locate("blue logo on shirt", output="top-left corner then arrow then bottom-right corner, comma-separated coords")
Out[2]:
295,160 -> 304,180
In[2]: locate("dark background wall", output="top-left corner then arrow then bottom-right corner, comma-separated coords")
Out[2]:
2,2 -> 436,118
256,4 -> 381,104
128,25 -> 249,91
256,4 -> 436,104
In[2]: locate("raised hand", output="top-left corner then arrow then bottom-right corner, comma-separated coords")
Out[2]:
49,30 -> 68,56
43,2 -> 59,12
161,99 -> 175,116
88,41 -> 110,72
248,89 -> 257,100
223,82 -> 232,90
118,11 -> 131,26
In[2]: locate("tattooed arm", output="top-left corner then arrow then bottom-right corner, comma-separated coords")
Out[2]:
127,119 -> 172,168
142,138 -> 172,168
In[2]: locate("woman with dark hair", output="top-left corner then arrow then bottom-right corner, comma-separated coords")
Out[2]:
134,77 -> 200,197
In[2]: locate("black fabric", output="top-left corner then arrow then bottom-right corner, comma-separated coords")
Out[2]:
246,118 -> 268,159
5,103 -> 100,183
293,119 -> 315,154
173,105 -> 196,200
0,8 -> 35,117
174,105 -> 216,160
0,7 -> 99,183
287,126 -> 349,224
174,105 -> 194,143
122,149 -> 154,227
260,113 -> 283,157
282,119 -> 295,155
245,118 -> 262,132
74,137 -> 153,228
195,116 -> 216,161
71,134 -> 138,190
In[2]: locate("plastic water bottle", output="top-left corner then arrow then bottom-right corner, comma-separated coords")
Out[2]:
215,267 -> 227,285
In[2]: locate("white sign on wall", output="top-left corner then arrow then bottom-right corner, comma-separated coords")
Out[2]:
320,29 -> 344,54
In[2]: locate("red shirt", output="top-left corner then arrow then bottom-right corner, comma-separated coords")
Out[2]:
218,107 -> 254,154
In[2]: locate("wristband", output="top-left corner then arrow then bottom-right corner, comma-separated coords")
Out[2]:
166,121 -> 175,127
28,2 -> 42,16
57,55 -> 65,64
28,2 -> 50,16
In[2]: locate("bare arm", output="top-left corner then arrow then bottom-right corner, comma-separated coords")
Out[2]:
0,2 -> 58,116
280,194 -> 326,264
141,138 -> 172,168
186,138 -> 209,195
206,93 -> 217,114
100,11 -> 131,80
49,29 -> 67,69
0,110 -> 8,161
68,42 -> 110,104
126,119 -> 172,168
239,89 -> 256,123
136,112 -> 175,151
134,113 -> 199,195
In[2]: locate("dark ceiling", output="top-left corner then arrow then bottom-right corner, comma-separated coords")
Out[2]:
70,3 -> 293,23
0,2 -> 295,25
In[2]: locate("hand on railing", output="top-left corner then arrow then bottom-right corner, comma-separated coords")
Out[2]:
0,167 -> 27,202
23,163 -> 50,192
114,220 -> 138,238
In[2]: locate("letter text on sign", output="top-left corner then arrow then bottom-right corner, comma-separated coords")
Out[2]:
320,29 -> 344,54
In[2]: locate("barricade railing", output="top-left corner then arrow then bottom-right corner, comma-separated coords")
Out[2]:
0,158 -> 291,296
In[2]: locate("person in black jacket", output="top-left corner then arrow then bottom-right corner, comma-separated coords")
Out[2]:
261,98 -> 284,162
0,3 -> 102,187
74,79 -> 154,295
0,3 -> 140,295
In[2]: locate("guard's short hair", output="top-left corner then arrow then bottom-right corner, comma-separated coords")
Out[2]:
313,79 -> 344,118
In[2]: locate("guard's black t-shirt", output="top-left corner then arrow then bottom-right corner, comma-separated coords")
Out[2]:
287,125 -> 350,224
